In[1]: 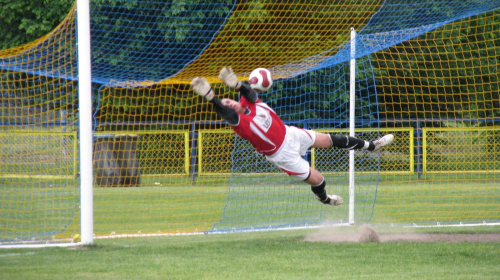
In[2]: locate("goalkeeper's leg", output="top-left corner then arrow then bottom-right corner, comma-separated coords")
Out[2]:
315,133 -> 394,151
329,134 -> 373,150
306,169 -> 343,206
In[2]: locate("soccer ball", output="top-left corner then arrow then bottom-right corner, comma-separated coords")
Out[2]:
248,68 -> 273,92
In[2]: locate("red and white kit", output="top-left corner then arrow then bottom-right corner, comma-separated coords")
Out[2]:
230,96 -> 316,180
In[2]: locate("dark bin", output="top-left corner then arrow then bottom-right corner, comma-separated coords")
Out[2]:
93,134 -> 140,187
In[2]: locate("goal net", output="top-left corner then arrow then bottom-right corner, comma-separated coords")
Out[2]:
1,1 -> 498,245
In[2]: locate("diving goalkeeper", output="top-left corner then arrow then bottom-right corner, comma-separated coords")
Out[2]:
191,67 -> 393,206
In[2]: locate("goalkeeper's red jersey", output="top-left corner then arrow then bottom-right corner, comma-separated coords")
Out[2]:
230,96 -> 287,156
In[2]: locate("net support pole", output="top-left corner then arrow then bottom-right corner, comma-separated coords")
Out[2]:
77,0 -> 94,245
348,28 -> 356,225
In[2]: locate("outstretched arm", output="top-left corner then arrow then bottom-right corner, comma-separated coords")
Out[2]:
238,82 -> 258,103
219,66 -> 258,103
191,77 -> 239,125
210,97 -> 239,125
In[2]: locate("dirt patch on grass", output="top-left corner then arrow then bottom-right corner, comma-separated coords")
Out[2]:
303,224 -> 500,243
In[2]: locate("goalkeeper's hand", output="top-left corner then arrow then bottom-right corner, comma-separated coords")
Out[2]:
219,67 -> 241,89
191,77 -> 214,101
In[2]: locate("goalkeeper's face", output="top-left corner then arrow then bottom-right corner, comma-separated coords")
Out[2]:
221,98 -> 246,114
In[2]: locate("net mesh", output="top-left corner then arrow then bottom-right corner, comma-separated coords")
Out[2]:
0,1 -> 498,244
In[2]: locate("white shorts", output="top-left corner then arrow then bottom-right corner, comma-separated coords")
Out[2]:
265,126 -> 316,180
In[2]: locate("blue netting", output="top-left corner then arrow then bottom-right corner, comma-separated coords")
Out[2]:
89,1 -> 234,84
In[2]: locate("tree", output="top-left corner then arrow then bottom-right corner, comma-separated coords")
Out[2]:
0,0 -> 74,50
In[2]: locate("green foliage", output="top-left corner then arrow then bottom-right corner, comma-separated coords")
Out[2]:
0,0 -> 74,50
373,11 -> 499,121
0,1 -> 497,123
89,0 -> 232,77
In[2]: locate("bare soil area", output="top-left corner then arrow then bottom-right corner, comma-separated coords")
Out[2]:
303,224 -> 500,243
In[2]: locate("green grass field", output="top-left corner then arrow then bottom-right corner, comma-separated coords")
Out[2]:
2,152 -> 499,279
2,174 -> 498,243
1,225 -> 499,280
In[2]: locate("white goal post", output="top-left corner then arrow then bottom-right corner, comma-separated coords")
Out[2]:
348,27 -> 356,225
77,0 -> 94,245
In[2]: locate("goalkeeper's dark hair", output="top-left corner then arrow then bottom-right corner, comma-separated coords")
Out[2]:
210,97 -> 239,125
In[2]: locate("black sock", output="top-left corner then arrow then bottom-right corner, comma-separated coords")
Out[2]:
367,142 -> 376,151
310,179 -> 329,203
329,134 -> 368,150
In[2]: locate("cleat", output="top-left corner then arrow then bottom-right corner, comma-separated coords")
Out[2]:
372,134 -> 394,151
317,194 -> 343,206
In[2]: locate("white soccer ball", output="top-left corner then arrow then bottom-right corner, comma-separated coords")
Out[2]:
248,68 -> 273,92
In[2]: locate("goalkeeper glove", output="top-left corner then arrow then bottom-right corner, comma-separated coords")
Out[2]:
191,77 -> 214,101
219,67 -> 241,89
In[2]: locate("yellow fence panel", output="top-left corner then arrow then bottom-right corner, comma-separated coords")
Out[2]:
198,129 -> 234,176
0,130 -> 78,179
94,130 -> 190,178
422,127 -> 499,173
